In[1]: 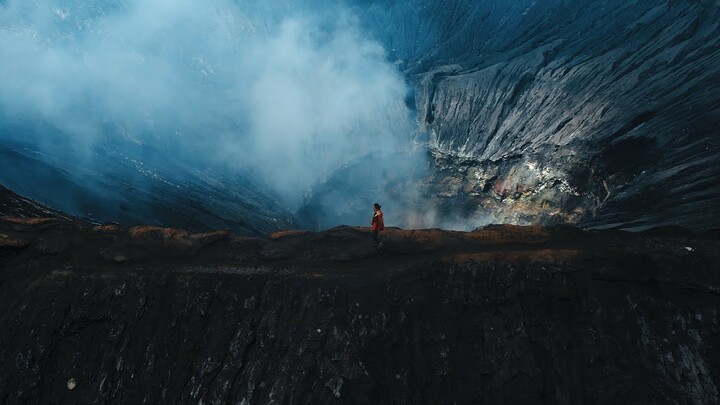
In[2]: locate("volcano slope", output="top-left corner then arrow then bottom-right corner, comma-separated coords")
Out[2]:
0,184 -> 73,220
307,0 -> 720,231
1,217 -> 719,404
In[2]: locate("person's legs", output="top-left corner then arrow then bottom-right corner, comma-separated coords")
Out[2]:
372,230 -> 379,244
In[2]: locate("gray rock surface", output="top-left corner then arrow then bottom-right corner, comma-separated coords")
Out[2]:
360,0 -> 720,229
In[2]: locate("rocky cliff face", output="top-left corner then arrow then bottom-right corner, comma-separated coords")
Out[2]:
359,0 -> 720,230
2,217 -> 719,403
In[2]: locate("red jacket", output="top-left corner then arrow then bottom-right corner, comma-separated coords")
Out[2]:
371,210 -> 384,231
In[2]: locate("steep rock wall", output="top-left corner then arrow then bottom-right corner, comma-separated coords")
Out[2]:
358,0 -> 720,229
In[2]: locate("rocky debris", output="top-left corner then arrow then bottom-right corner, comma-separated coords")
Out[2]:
419,152 -> 596,227
1,217 -> 719,403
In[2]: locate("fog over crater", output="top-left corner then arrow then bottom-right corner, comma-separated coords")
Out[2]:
1,0 -> 719,233
1,0 -> 423,232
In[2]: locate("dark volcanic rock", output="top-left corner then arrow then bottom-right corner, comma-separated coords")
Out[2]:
308,0 -> 718,231
1,218 -> 719,403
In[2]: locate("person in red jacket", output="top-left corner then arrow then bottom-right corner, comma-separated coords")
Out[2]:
371,202 -> 384,247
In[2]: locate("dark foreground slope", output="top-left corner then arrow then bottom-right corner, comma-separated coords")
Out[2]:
1,218 -> 719,404
0,184 -> 73,220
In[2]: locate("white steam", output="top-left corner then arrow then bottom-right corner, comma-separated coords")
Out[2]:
0,0 -> 414,209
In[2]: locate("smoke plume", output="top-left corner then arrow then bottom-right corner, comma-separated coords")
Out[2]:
0,0 -> 417,217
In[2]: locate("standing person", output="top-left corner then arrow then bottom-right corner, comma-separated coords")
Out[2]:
371,203 -> 384,247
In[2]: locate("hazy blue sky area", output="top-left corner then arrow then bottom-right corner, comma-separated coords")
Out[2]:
0,0 -> 421,224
